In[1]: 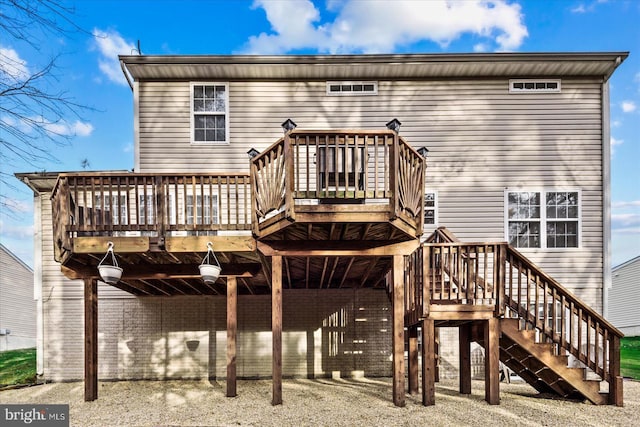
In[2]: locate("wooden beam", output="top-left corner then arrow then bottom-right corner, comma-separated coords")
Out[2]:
392,255 -> 405,407
422,318 -> 436,406
459,323 -> 472,395
257,239 -> 419,257
227,277 -> 237,398
84,278 -> 98,401
165,235 -> 256,253
408,326 -> 419,395
74,236 -> 149,253
484,318 -> 500,405
61,263 -> 259,281
272,255 -> 283,405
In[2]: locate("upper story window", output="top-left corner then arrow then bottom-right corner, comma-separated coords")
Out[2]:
505,190 -> 580,249
509,79 -> 561,93
327,81 -> 378,96
191,83 -> 228,144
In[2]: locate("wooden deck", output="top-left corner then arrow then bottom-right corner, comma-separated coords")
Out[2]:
48,130 -> 622,407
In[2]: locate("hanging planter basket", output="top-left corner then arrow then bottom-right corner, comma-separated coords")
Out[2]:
200,242 -> 222,284
98,242 -> 123,285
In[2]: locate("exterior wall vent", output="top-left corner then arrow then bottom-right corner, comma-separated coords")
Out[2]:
509,79 -> 561,93
327,81 -> 378,95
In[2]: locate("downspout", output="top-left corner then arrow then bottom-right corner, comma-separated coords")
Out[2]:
33,192 -> 44,378
602,80 -> 612,318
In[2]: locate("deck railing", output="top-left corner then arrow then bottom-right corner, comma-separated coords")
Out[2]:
251,129 -> 425,235
51,172 -> 251,260
409,227 -> 623,394
405,242 -> 506,324
503,246 -> 623,385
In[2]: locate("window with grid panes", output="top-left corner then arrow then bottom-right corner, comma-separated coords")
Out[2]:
191,83 -> 228,143
506,190 -> 580,249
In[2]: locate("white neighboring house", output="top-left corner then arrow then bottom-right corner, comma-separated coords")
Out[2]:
0,244 -> 36,351
609,255 -> 640,336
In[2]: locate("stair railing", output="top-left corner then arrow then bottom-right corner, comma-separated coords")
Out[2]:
503,246 -> 623,389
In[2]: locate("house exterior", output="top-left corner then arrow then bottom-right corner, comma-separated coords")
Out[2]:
18,52 -> 627,406
0,244 -> 36,351
609,255 -> 640,336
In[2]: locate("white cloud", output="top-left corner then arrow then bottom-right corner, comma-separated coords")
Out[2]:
0,219 -> 34,239
0,46 -> 29,81
621,101 -> 637,113
610,136 -> 623,147
243,0 -> 528,54
571,0 -> 608,14
42,119 -> 94,137
613,200 -> 640,208
571,4 -> 587,13
92,28 -> 136,85
611,119 -> 621,128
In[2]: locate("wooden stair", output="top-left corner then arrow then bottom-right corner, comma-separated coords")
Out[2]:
498,318 -> 607,405
403,228 -> 623,405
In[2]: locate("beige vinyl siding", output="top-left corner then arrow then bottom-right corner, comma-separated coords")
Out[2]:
137,78 -> 605,310
608,257 -> 640,335
0,245 -> 35,347
39,193 -> 133,301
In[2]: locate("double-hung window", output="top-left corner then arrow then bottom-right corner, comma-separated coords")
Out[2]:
506,190 -> 580,249
191,83 -> 228,144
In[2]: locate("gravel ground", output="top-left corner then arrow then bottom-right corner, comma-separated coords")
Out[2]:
1,378 -> 638,426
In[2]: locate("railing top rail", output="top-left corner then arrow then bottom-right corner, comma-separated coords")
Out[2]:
507,245 -> 624,338
288,129 -> 397,137
251,137 -> 284,163
424,226 -> 460,243
56,172 -> 251,178
422,241 -> 508,248
397,135 -> 426,159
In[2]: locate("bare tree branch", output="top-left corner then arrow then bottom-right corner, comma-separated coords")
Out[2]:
0,0 -> 94,211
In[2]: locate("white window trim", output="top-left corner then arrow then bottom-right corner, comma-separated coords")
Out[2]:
326,81 -> 378,96
509,79 -> 561,93
504,188 -> 582,250
190,82 -> 230,145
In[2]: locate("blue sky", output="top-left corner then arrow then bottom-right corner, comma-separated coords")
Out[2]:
0,0 -> 638,267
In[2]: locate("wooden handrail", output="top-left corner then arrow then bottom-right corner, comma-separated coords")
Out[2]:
504,245 -> 623,383
251,129 -> 425,234
50,172 -> 252,260
417,226 -> 622,388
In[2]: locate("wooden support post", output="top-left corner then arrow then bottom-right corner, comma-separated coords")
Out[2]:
435,328 -> 440,382
392,254 -> 405,407
421,318 -> 436,406
226,277 -> 237,398
484,318 -> 500,405
459,323 -> 472,395
272,256 -> 283,405
84,278 -> 98,401
609,336 -> 623,406
408,325 -> 419,395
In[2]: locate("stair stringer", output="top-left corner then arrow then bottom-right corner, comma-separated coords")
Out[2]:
500,318 -> 607,405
